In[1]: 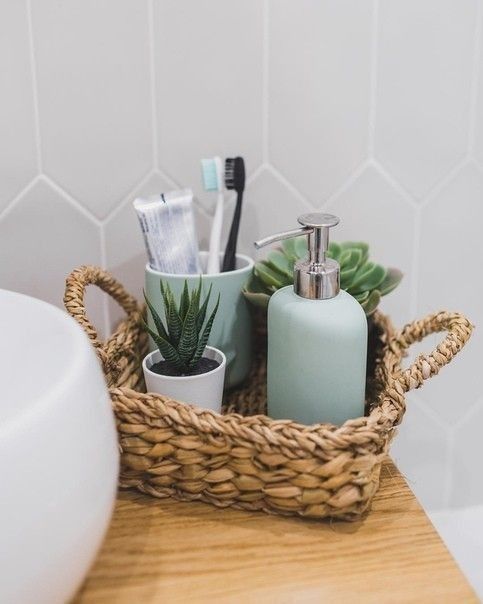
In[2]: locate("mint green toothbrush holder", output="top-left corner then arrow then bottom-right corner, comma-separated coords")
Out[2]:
145,252 -> 254,389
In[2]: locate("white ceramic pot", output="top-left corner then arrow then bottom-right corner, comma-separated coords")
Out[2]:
142,346 -> 226,413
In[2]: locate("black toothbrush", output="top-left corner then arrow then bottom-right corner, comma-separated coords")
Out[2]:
222,157 -> 245,272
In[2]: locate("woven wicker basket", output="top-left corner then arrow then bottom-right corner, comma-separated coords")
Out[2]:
64,266 -> 472,520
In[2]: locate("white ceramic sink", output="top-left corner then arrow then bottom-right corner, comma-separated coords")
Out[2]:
0,289 -> 119,604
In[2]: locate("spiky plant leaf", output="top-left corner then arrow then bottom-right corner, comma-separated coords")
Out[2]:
143,290 -> 170,343
144,277 -> 220,374
178,291 -> 200,366
142,318 -> 185,370
159,279 -> 171,312
190,293 -> 220,368
196,283 -> 213,332
166,288 -> 182,346
179,280 -> 190,323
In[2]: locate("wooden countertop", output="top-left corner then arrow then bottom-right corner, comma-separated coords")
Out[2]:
75,459 -> 476,603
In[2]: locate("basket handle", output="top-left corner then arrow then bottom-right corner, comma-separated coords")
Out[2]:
388,311 -> 473,394
64,265 -> 142,353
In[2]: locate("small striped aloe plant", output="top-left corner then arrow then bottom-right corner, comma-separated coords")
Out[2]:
143,278 -> 220,375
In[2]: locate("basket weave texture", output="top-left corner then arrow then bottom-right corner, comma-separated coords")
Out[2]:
65,266 -> 472,520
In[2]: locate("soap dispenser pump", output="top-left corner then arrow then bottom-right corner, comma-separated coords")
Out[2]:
255,213 -> 367,425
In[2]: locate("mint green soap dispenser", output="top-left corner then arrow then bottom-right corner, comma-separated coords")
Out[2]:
255,213 -> 367,425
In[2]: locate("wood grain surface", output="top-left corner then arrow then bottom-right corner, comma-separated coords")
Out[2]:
74,459 -> 476,603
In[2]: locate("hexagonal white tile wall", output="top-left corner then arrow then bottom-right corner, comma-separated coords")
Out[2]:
451,398 -> 483,507
269,0 -> 372,203
0,0 -> 37,210
391,393 -> 450,510
326,164 -> 415,326
31,0 -> 152,218
418,163 -> 483,424
474,13 -> 483,167
0,178 -> 104,332
375,0 -> 476,199
153,0 -> 263,211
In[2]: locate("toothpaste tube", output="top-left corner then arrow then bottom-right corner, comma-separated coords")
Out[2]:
133,189 -> 201,274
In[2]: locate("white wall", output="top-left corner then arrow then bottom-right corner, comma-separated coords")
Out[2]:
1,0 -> 482,512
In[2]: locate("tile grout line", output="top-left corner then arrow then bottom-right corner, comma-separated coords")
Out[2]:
246,162 -> 268,186
367,0 -> 380,156
266,164 -> 313,208
41,174 -> 102,227
147,0 -> 159,169
157,167 -> 181,190
372,159 -> 419,209
419,157 -> 469,209
25,0 -> 42,173
323,160 -> 371,209
467,0 -> 482,154
262,0 -> 270,163
0,177 -> 40,221
103,170 -> 155,224
452,394 -> 483,430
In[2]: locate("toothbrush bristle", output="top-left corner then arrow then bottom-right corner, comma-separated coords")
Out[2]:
201,158 -> 221,191
224,157 -> 245,192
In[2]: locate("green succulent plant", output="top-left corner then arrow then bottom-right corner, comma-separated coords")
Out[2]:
244,238 -> 402,316
143,278 -> 220,374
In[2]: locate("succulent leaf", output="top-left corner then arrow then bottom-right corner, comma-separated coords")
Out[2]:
294,236 -> 308,258
340,265 -> 359,289
353,290 -> 370,304
255,263 -> 288,288
360,290 -> 381,316
178,293 -> 200,365
144,277 -> 219,374
267,250 -> 293,279
197,283 -> 213,332
179,281 -> 190,322
143,290 -> 170,343
244,239 -> 403,317
281,237 -> 298,261
379,267 -> 403,296
191,294 -> 220,368
242,288 -> 270,309
342,248 -> 363,270
166,289 -> 182,347
142,318 -> 184,369
348,263 -> 386,294
327,241 -> 341,260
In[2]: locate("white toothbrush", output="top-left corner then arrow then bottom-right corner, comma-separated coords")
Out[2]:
201,156 -> 224,274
